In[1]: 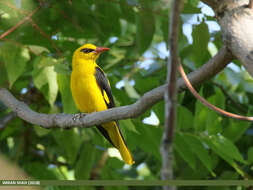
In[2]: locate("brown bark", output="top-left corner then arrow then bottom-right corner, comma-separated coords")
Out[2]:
202,0 -> 253,77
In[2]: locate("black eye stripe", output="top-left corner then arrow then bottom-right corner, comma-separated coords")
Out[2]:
80,48 -> 95,53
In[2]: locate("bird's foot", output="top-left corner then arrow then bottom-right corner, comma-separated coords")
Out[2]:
72,113 -> 86,121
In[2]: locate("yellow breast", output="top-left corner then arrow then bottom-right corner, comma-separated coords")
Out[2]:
70,59 -> 108,113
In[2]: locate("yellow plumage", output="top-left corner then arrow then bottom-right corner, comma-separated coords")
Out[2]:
71,43 -> 134,165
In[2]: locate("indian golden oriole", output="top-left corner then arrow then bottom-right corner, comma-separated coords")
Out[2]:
70,43 -> 134,165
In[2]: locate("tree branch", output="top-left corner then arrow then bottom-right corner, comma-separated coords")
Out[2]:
249,0 -> 253,9
201,0 -> 253,77
0,46 -> 233,129
161,0 -> 182,187
201,0 -> 218,10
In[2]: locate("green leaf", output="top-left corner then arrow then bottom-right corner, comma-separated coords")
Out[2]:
203,135 -> 246,176
195,87 -> 225,134
119,119 -> 139,134
248,147 -> 253,164
75,142 -> 96,179
182,1 -> 201,14
208,87 -> 225,109
174,132 -> 196,170
120,0 -> 135,23
0,118 -> 23,140
189,0 -> 199,7
224,68 -> 242,86
220,170 -> 239,179
0,62 -> 8,87
134,74 -> 161,94
206,89 -> 224,135
28,45 -> 49,55
0,43 -> 30,88
183,133 -> 215,176
192,21 -> 210,67
194,89 -> 208,132
206,111 -> 222,135
177,105 -> 194,130
161,14 -> 169,44
53,129 -> 82,164
104,48 -> 126,71
204,135 -> 246,164
54,62 -> 71,75
124,78 -> 140,99
34,126 -> 50,137
133,120 -> 162,160
24,162 -> 58,179
94,0 -> 121,40
32,56 -> 59,107
136,0 -> 155,54
223,120 -> 251,142
153,101 -> 165,124
57,74 -> 78,113
101,158 -> 127,190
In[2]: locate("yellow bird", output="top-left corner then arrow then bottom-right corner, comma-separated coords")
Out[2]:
71,43 -> 134,165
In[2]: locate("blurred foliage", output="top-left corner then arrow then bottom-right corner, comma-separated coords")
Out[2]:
0,0 -> 253,190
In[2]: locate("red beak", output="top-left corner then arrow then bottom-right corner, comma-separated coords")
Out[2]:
95,47 -> 110,53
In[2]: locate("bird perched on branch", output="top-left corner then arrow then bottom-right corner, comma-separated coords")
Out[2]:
71,43 -> 134,165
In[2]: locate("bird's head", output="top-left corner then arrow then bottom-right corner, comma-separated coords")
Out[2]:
73,43 -> 110,61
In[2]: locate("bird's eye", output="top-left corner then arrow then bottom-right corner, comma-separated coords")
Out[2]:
80,48 -> 95,53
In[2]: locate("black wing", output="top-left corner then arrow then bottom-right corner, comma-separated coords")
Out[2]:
94,66 -> 115,109
95,66 -> 117,146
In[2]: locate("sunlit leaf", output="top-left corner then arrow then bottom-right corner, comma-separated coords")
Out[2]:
32,56 -> 59,107
192,21 -> 210,66
0,43 -> 30,88
57,73 -> 77,113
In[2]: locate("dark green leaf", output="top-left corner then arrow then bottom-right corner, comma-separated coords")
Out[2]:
177,105 -> 194,130
174,132 -> 196,170
53,129 -> 82,164
75,142 -> 96,179
248,147 -> 253,164
183,133 -> 214,176
189,0 -> 199,7
204,135 -> 246,164
223,120 -> 251,142
136,0 -> 155,54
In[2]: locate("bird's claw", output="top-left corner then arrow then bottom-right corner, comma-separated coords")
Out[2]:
72,113 -> 85,121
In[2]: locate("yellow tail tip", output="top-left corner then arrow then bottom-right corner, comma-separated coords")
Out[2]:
126,159 -> 135,165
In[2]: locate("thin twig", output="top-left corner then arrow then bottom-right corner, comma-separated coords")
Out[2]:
0,6 -> 40,40
178,62 -> 253,121
30,21 -> 63,57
